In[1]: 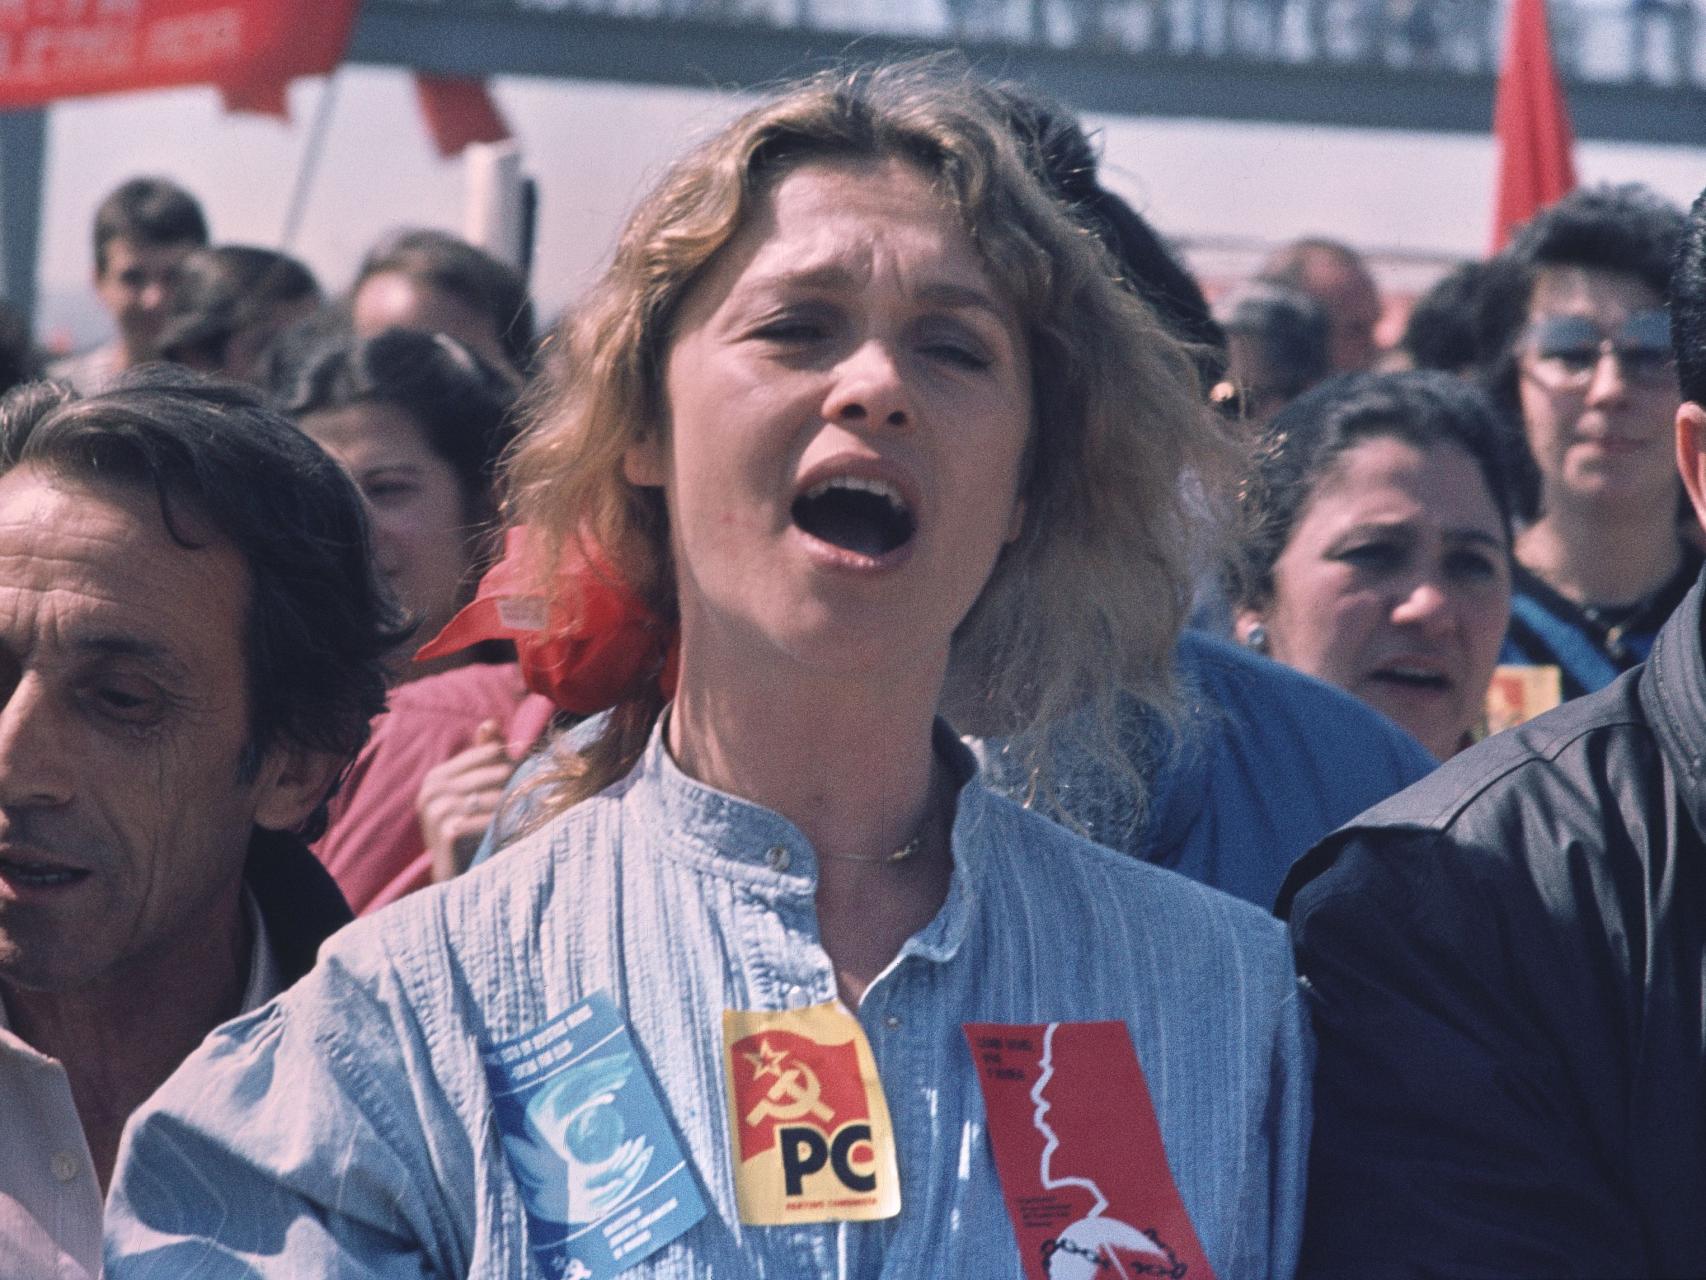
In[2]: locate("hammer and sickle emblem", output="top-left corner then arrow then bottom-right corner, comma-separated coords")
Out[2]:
745,1060 -> 834,1128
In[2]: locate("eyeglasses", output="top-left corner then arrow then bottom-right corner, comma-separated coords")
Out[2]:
1523,309 -> 1675,390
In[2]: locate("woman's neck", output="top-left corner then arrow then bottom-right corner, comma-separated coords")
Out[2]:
667,664 -> 942,865
1517,502 -> 1683,608
665,637 -> 956,1009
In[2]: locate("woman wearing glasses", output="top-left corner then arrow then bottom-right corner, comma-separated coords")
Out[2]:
1484,185 -> 1692,705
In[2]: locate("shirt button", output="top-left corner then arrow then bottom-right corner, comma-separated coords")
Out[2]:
50,1151 -> 78,1183
766,845 -> 791,871
884,1015 -> 902,1030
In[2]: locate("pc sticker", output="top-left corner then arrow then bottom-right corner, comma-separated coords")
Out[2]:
722,1003 -> 901,1225
484,992 -> 706,1278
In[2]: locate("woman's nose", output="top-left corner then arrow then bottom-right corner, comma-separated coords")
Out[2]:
1584,349 -> 1631,407
822,341 -> 911,430
1391,577 -> 1452,628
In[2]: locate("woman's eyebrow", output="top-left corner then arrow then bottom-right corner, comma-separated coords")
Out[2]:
1446,529 -> 1507,550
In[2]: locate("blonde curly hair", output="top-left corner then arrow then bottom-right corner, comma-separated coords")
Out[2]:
504,57 -> 1237,819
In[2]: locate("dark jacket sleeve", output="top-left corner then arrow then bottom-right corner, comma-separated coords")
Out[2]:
1290,829 -> 1648,1279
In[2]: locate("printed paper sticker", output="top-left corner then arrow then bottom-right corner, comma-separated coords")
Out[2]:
722,1002 -> 901,1224
484,992 -> 706,1278
1484,664 -> 1563,735
964,1021 -> 1217,1280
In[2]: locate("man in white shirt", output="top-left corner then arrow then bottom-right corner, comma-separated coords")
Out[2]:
0,371 -> 405,1278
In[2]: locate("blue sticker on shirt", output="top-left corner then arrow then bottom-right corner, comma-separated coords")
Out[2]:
484,991 -> 707,1278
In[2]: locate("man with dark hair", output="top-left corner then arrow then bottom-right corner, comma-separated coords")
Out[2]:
0,370 -> 406,1279
1282,182 -> 1706,1275
1482,184 -> 1692,708
350,227 -> 534,380
47,177 -> 210,393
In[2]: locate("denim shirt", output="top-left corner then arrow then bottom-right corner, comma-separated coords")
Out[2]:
107,724 -> 1310,1279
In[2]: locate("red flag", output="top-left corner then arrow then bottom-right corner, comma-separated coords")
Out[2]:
0,2 -> 358,108
1490,0 -> 1577,251
218,78 -> 290,120
414,74 -> 511,159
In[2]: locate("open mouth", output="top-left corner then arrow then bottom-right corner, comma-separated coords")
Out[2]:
791,476 -> 916,559
1369,667 -> 1452,693
0,856 -> 90,889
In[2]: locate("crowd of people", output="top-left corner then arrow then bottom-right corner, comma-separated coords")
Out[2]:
0,55 -> 1704,1279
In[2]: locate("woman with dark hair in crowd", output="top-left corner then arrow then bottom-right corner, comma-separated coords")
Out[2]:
154,245 -> 321,385
350,228 -> 535,381
109,61 -> 1307,1277
271,326 -> 554,913
276,325 -> 517,677
1232,370 -> 1522,758
1479,185 -> 1692,706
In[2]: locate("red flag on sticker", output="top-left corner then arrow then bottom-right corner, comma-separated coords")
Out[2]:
965,1021 -> 1217,1280
1490,0 -> 1576,251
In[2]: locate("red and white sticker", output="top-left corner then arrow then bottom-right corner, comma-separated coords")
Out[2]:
722,1004 -> 900,1225
964,1020 -> 1217,1280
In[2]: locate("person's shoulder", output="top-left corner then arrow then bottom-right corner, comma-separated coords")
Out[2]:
972,780 -> 1287,958
381,661 -> 529,722
1176,630 -> 1433,776
336,773 -> 624,962
1346,664 -> 1646,833
1280,667 -> 1657,917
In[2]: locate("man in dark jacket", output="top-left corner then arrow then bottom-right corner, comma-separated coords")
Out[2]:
0,372 -> 407,1279
1281,182 -> 1706,1276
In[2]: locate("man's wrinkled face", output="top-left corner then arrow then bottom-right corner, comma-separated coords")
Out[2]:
0,467 -> 309,994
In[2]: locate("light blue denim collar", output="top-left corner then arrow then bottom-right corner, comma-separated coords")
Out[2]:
626,714 -> 982,962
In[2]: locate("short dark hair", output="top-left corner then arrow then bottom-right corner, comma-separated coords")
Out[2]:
1509,183 -> 1685,300
0,369 -> 409,837
272,325 -> 519,523
1673,185 -> 1706,408
1479,184 -> 1687,466
1403,260 -> 1493,374
1219,281 -> 1331,401
1232,370 -> 1526,610
156,245 -> 321,370
352,229 -> 535,374
92,177 -> 209,275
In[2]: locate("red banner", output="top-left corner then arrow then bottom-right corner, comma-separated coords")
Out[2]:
1489,0 -> 1576,251
0,0 -> 360,108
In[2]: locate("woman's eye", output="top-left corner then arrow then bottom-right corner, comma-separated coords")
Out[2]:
922,340 -> 992,371
752,314 -> 828,344
365,482 -> 415,505
1446,550 -> 1501,581
1335,542 -> 1403,573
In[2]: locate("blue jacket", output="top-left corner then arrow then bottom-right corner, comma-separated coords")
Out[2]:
976,632 -> 1438,909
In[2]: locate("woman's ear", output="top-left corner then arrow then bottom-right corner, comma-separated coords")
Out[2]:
1233,609 -> 1270,654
